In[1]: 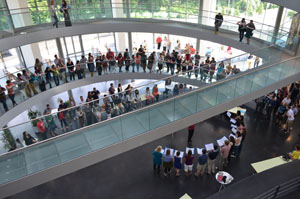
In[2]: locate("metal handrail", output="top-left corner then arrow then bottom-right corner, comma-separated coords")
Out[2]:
0,53 -> 299,159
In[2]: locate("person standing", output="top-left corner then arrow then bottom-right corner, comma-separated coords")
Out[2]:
152,146 -> 163,173
245,20 -> 256,45
174,151 -> 182,177
37,119 -> 48,140
195,149 -> 208,177
207,145 -> 219,174
214,13 -> 223,34
220,140 -> 231,170
285,106 -> 295,133
88,53 -> 95,77
0,86 -> 8,112
156,36 -> 162,50
6,80 -> 17,106
184,150 -> 194,176
162,149 -> 173,177
67,58 -> 75,81
50,0 -> 59,28
60,0 -> 72,27
187,124 -> 195,145
80,55 -> 87,78
95,55 -> 102,75
237,18 -> 247,42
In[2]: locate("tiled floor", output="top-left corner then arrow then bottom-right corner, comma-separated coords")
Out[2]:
6,101 -> 300,199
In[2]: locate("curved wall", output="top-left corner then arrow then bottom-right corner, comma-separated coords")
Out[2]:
263,0 -> 300,12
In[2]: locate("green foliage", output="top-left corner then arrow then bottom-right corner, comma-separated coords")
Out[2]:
27,109 -> 41,127
287,11 -> 297,19
1,126 -> 16,151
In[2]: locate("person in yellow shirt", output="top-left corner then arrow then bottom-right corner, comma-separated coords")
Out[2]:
289,144 -> 300,160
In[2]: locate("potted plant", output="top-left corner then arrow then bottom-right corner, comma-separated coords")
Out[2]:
27,109 -> 41,127
1,126 -> 16,151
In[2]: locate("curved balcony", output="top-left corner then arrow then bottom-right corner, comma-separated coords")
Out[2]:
0,55 -> 299,198
262,0 -> 300,12
0,2 -> 292,52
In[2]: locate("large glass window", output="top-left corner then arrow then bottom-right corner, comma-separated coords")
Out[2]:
82,33 -> 115,54
132,32 -> 154,53
38,40 -> 59,61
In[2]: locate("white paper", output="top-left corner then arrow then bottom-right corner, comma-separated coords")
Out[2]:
205,143 -> 214,151
230,118 -> 236,124
231,124 -> 237,129
229,133 -> 237,140
226,111 -> 231,117
231,128 -> 237,134
217,136 -> 229,147
197,148 -> 204,155
174,150 -> 184,158
164,148 -> 174,156
186,147 -> 194,154
160,149 -> 164,154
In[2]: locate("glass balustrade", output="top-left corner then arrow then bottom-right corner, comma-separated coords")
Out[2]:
0,56 -> 299,185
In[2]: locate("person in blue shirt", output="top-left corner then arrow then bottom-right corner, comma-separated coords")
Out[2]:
152,146 -> 163,174
195,149 -> 208,177
174,151 -> 182,177
217,62 -> 225,80
208,145 -> 219,174
163,149 -> 173,176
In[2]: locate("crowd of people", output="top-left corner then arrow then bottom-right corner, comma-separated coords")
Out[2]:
255,82 -> 300,134
1,38 -> 250,114
152,117 -> 247,177
9,76 -> 195,150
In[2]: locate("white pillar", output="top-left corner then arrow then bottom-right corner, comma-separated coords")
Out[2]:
6,0 -> 42,66
111,0 -> 127,52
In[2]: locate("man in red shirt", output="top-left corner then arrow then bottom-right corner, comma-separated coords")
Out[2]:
188,124 -> 195,145
37,119 -> 48,140
106,48 -> 115,72
156,36 -> 162,50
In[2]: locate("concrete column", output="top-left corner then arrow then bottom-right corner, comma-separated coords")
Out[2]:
56,38 -> 64,59
111,0 -> 126,52
202,0 -> 216,25
272,6 -> 284,44
128,32 -> 133,55
196,39 -> 200,53
198,0 -> 204,24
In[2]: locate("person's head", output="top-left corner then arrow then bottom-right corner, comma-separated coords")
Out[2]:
62,0 -> 66,6
213,145 -> 218,151
295,144 -> 300,151
218,12 -> 221,15
229,136 -> 235,143
224,140 -> 229,146
237,131 -> 241,137
23,131 -> 29,138
6,80 -> 11,84
166,149 -> 171,156
17,73 -> 22,78
60,100 -> 64,104
202,148 -> 207,155
80,96 -> 84,101
135,89 -> 139,95
46,104 -> 50,109
242,18 -> 245,22
188,150 -> 192,157
110,83 -> 114,87
126,48 -> 128,52
146,87 -> 149,91
250,20 -> 253,23
155,145 -> 162,152
16,138 -> 21,143
237,110 -> 241,116
22,70 -> 27,75
176,151 -> 180,157
35,58 -> 40,64
54,54 -> 58,59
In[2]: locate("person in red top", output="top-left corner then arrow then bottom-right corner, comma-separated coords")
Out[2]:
6,80 -> 17,106
156,36 -> 162,50
188,124 -> 195,145
106,48 -> 115,72
37,119 -> 47,140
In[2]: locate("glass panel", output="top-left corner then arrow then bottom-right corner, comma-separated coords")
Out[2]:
196,87 -> 218,112
174,93 -> 197,120
55,132 -> 91,162
24,142 -> 60,174
149,100 -> 175,130
84,118 -> 122,151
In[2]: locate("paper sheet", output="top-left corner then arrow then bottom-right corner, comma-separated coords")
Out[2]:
230,118 -> 236,124
160,149 -> 164,154
180,193 -> 192,199
226,111 -> 231,117
205,143 -> 214,151
164,148 -> 174,156
232,128 -> 237,134
197,148 -> 204,155
217,136 -> 229,147
231,124 -> 237,129
174,150 -> 184,158
186,147 -> 194,154
229,133 -> 237,140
